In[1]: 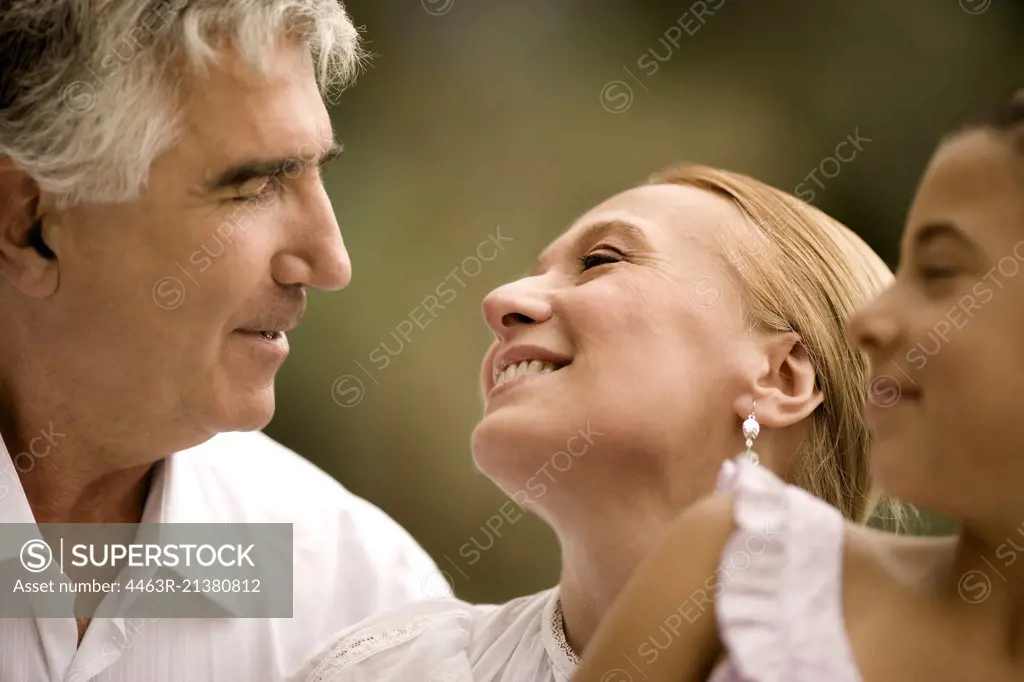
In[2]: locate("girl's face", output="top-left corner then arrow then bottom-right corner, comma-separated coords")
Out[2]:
849,128 -> 1024,524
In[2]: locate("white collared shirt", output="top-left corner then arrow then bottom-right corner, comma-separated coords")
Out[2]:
0,430 -> 443,682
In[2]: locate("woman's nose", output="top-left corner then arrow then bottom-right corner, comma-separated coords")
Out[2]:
481,277 -> 554,337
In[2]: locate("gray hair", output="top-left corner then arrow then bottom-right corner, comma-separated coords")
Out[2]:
0,0 -> 363,207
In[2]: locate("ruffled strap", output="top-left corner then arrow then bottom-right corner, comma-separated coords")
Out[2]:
712,457 -> 861,682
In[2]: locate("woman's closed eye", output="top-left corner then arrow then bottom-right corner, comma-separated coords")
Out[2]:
578,248 -> 625,272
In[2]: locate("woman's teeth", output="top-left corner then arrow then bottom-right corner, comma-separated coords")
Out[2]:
494,360 -> 560,387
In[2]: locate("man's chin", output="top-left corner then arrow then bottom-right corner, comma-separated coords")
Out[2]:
213,389 -> 277,434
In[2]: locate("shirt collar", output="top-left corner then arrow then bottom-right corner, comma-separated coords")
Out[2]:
0,433 -> 42,560
541,587 -> 580,676
0,431 -> 245,617
134,445 -> 247,617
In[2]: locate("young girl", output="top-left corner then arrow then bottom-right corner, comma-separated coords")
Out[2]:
573,90 -> 1024,682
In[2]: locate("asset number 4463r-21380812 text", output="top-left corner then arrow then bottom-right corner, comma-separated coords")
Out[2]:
123,578 -> 261,593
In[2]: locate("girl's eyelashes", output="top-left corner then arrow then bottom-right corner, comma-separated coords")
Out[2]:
914,263 -> 964,298
918,265 -> 960,280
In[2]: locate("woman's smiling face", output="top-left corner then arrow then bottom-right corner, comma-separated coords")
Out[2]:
472,183 -> 761,507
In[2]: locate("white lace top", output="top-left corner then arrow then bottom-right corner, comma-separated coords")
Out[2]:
297,588 -> 578,682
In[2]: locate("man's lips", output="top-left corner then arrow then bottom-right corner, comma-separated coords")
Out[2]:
233,289 -> 307,339
233,328 -> 291,359
234,309 -> 304,339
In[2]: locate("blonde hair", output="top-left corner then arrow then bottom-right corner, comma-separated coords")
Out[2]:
0,0 -> 363,208
647,163 -> 900,526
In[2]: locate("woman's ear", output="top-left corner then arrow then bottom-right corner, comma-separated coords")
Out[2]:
0,158 -> 60,297
740,331 -> 823,428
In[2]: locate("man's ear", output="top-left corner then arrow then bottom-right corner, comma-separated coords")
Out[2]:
741,331 -> 823,428
0,157 -> 60,297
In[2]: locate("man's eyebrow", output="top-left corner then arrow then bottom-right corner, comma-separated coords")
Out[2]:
202,140 -> 345,192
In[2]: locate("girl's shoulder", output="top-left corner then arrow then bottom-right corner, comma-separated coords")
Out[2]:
707,457 -> 858,681
709,458 -> 956,682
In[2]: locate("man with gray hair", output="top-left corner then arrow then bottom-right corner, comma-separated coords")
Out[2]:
0,1 -> 439,680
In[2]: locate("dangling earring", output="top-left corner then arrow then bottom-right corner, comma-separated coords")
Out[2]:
741,402 -> 760,465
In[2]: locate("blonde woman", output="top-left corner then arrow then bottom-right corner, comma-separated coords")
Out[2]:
299,163 -> 895,682
573,92 -> 1024,682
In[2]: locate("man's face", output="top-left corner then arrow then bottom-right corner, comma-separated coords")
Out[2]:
18,37 -> 351,451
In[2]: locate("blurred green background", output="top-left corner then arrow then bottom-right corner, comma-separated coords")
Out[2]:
265,0 -> 1024,604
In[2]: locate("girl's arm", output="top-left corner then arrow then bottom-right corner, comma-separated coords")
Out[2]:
573,492 -> 737,682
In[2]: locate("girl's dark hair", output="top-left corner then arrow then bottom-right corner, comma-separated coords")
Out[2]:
951,89 -> 1024,150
